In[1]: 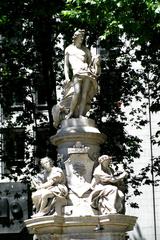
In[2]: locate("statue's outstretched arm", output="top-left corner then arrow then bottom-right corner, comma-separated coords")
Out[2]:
64,49 -> 70,82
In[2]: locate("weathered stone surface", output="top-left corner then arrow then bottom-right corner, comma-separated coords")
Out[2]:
65,153 -> 93,198
27,29 -> 137,240
50,118 -> 106,162
25,214 -> 137,240
52,29 -> 101,127
31,157 -> 68,218
90,155 -> 127,215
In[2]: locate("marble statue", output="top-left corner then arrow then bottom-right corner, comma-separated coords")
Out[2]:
64,29 -> 101,119
52,29 -> 101,127
25,29 -> 138,240
31,157 -> 68,218
90,155 -> 127,215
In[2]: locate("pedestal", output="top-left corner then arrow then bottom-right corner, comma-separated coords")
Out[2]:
25,214 -> 137,240
26,117 -> 137,240
50,118 -> 106,161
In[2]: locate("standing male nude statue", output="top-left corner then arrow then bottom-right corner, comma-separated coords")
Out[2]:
64,29 -> 101,119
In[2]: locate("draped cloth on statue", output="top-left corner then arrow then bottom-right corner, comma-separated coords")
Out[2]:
90,164 -> 124,214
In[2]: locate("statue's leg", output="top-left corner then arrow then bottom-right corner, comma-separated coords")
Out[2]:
79,77 -> 90,116
66,77 -> 81,119
32,190 -> 42,212
105,186 -> 118,213
98,186 -> 119,214
39,190 -> 55,214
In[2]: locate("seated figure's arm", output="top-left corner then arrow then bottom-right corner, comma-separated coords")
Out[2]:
36,179 -> 54,189
51,169 -> 64,183
90,177 -> 97,189
99,175 -> 113,184
31,173 -> 45,189
94,173 -> 113,184
113,171 -> 128,181
103,171 -> 128,186
31,178 -> 39,189
37,170 -> 62,189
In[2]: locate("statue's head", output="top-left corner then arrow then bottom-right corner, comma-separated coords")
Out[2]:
98,155 -> 112,165
40,156 -> 53,169
72,29 -> 85,43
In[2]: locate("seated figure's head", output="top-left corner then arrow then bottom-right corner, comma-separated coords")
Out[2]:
40,157 -> 53,169
98,155 -> 112,167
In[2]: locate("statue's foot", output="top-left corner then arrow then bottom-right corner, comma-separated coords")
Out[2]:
109,210 -> 117,214
65,112 -> 73,119
79,115 -> 86,119
102,209 -> 117,215
31,212 -> 46,218
94,224 -> 104,231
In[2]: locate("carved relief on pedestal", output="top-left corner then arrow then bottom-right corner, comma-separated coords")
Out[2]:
65,142 -> 93,198
62,141 -> 97,216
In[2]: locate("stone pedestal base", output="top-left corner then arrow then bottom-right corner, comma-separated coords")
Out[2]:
50,118 -> 106,161
25,214 -> 137,240
30,117 -> 137,239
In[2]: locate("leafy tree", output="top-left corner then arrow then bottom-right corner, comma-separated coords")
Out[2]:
0,0 -> 160,203
60,0 -> 160,200
0,0 -> 64,180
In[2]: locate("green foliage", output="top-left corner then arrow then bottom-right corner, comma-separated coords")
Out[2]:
0,0 -> 160,203
60,0 -> 160,199
0,0 -> 64,180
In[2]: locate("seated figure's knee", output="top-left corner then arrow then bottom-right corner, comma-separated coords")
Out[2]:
112,185 -> 118,192
32,195 -> 36,202
41,192 -> 47,199
32,192 -> 39,201
41,190 -> 51,199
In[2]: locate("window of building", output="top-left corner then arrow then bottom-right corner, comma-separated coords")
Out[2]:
34,127 -> 55,159
1,128 -> 25,170
36,85 -> 47,106
12,90 -> 24,106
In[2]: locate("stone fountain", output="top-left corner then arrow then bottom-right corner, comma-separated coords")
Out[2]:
25,29 -> 137,240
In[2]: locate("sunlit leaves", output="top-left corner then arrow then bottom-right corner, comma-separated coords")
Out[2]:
1,0 -> 160,200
